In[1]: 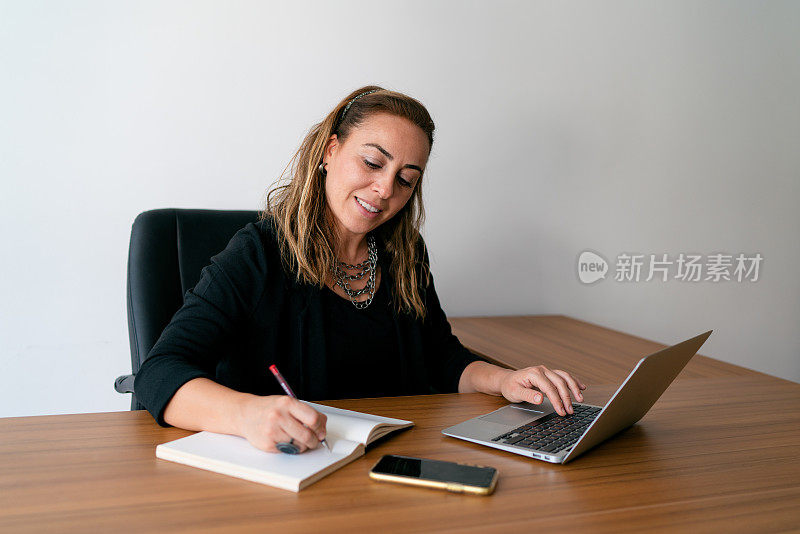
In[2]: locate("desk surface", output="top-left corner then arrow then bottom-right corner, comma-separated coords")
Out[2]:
2,316 -> 799,532
449,315 -> 754,383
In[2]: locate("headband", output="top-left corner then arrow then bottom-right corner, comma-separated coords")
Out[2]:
340,89 -> 380,122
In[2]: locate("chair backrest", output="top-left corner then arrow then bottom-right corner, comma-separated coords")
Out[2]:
126,208 -> 260,409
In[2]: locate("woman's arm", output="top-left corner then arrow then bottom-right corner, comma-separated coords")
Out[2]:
134,224 -> 268,427
136,222 -> 327,452
415,243 -> 489,393
164,377 -> 327,454
414,238 -> 586,410
457,361 -> 511,395
458,360 -> 587,416
163,377 -> 252,434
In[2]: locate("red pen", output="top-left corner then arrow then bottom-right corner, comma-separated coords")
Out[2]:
269,364 -> 330,452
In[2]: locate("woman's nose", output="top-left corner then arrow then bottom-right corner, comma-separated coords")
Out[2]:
373,172 -> 394,199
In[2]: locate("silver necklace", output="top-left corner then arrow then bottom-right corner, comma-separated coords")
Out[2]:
332,234 -> 378,309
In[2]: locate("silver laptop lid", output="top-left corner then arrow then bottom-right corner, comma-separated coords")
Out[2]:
562,330 -> 712,463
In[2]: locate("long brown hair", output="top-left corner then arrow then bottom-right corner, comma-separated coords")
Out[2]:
260,85 -> 436,321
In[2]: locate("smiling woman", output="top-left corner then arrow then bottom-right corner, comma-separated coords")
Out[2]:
133,85 -> 586,456
265,86 -> 436,319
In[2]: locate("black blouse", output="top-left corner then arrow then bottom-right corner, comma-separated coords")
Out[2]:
321,279 -> 405,399
133,217 -> 487,427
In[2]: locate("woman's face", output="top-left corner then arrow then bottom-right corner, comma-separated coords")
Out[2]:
323,112 -> 429,244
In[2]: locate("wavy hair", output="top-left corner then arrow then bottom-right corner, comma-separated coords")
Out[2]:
260,85 -> 435,321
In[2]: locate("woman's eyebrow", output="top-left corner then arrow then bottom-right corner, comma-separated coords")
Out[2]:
362,143 -> 423,172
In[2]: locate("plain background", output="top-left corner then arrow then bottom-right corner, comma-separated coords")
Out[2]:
1,0 -> 798,418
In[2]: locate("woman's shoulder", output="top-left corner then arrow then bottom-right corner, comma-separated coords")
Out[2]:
225,214 -> 280,252
250,214 -> 279,243
206,213 -> 284,281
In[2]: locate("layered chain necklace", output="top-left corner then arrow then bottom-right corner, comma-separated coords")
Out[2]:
331,234 -> 378,309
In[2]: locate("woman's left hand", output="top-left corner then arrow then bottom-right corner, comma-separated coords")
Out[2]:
499,365 -> 587,416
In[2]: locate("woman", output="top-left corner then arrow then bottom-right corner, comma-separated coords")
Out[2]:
134,85 -> 587,454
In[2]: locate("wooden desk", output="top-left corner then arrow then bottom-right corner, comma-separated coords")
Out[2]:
1,316 -> 798,532
450,315 -> 755,383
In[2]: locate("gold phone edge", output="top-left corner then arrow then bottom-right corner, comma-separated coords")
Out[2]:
368,470 -> 498,496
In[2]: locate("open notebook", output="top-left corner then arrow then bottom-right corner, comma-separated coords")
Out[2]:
155,401 -> 413,492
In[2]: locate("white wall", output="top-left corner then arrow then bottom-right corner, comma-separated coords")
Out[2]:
1,0 -> 797,418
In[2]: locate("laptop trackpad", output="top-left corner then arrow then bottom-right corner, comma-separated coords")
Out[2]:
479,405 -> 545,426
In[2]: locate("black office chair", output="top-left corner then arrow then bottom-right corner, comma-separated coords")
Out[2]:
115,208 -> 260,410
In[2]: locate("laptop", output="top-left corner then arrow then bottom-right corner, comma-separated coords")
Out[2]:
442,330 -> 712,464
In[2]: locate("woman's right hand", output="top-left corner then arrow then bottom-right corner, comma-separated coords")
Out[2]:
239,395 -> 328,453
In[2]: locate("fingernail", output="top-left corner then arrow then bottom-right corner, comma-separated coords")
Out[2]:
535,394 -> 542,402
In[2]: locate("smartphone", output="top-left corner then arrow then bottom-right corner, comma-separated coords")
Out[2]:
369,454 -> 498,495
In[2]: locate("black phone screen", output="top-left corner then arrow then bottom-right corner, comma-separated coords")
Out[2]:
371,455 -> 496,488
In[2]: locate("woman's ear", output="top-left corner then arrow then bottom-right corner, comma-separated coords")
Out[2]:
324,133 -> 339,162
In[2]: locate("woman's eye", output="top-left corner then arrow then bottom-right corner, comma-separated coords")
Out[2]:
364,159 -> 414,188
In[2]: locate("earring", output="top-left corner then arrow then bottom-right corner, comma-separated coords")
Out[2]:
318,162 -> 327,176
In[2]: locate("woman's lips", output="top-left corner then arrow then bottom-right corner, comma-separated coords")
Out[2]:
355,197 -> 381,218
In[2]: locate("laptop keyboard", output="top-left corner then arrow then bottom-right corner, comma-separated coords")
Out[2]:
491,404 -> 602,454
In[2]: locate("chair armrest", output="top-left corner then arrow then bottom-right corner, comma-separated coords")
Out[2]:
115,374 -> 135,394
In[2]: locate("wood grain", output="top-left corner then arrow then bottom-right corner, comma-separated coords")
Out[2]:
450,315 -> 756,384
1,376 -> 798,532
